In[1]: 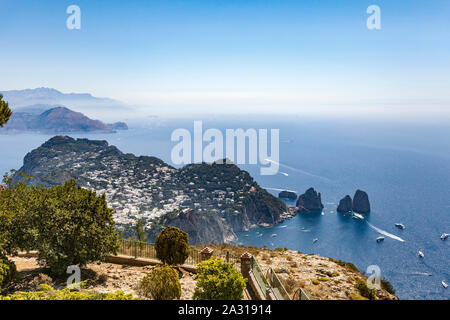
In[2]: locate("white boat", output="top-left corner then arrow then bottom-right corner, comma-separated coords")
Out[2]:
395,223 -> 406,230
376,237 -> 385,243
313,238 -> 318,243
352,213 -> 364,220
441,233 -> 449,240
418,251 -> 424,258
442,281 -> 448,289
271,233 -> 277,237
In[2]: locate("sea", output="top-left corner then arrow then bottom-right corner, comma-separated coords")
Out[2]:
0,115 -> 449,300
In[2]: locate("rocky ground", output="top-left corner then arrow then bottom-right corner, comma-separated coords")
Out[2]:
5,247 -> 397,300
199,244 -> 398,300
6,256 -> 197,300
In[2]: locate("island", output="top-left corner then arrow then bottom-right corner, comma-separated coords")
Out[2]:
14,136 -> 289,244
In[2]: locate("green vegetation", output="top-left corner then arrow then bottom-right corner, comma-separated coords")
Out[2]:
349,293 -> 368,300
1,284 -> 139,300
138,265 -> 181,300
355,279 -> 377,300
0,94 -> 12,127
0,174 -> 119,275
328,258 -> 360,273
194,258 -> 246,300
381,278 -> 395,295
0,250 -> 17,289
155,227 -> 189,266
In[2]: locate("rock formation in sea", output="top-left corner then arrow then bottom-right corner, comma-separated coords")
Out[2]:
296,188 -> 324,212
278,190 -> 297,200
337,195 -> 353,213
352,190 -> 371,214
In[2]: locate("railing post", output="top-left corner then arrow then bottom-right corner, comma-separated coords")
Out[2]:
200,247 -> 214,262
240,252 -> 252,280
226,251 -> 230,263
266,287 -> 272,300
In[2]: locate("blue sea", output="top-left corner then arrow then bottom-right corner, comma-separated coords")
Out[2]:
1,115 -> 449,300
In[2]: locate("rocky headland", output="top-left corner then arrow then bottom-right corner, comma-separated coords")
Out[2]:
14,136 -> 289,244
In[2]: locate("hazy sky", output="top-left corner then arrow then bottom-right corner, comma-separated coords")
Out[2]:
1,0 -> 449,116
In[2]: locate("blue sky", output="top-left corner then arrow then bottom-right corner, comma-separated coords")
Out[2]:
1,0 -> 449,116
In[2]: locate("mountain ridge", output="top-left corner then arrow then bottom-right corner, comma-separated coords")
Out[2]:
15,136 -> 290,244
0,106 -> 128,134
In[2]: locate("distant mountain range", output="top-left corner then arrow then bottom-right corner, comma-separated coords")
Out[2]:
0,106 -> 128,134
0,88 -> 129,133
1,87 -> 126,111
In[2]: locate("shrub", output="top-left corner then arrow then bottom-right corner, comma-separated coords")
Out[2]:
138,265 -> 181,300
349,293 -> 368,300
381,278 -> 395,295
1,284 -> 139,300
0,250 -> 17,289
155,227 -> 189,266
30,273 -> 53,291
329,258 -> 360,273
310,278 -> 320,285
355,279 -> 377,300
194,258 -> 246,300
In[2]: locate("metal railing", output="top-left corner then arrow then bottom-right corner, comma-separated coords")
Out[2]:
293,287 -> 311,300
266,268 -> 292,300
213,251 -> 239,264
250,255 -> 310,301
251,255 -> 271,295
117,239 -> 201,265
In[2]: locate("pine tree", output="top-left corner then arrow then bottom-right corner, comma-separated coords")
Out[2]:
0,94 -> 12,127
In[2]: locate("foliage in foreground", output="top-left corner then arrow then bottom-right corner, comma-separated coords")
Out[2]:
155,226 -> 189,265
355,279 -> 377,300
1,284 -> 139,300
138,265 -> 181,300
0,250 -> 17,289
0,174 -> 120,275
194,258 -> 246,300
0,94 -> 12,127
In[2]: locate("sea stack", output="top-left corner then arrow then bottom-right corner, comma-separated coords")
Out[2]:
278,190 -> 297,200
337,195 -> 352,213
296,188 -> 324,212
352,190 -> 371,214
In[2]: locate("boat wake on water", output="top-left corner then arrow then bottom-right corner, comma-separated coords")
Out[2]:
367,222 -> 405,242
409,272 -> 433,276
264,159 -> 334,183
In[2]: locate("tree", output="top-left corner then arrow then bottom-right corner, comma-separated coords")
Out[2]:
138,265 -> 181,300
155,226 -> 189,266
134,219 -> 147,243
0,94 -> 12,127
0,176 -> 120,275
0,171 -> 40,254
193,258 -> 246,300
